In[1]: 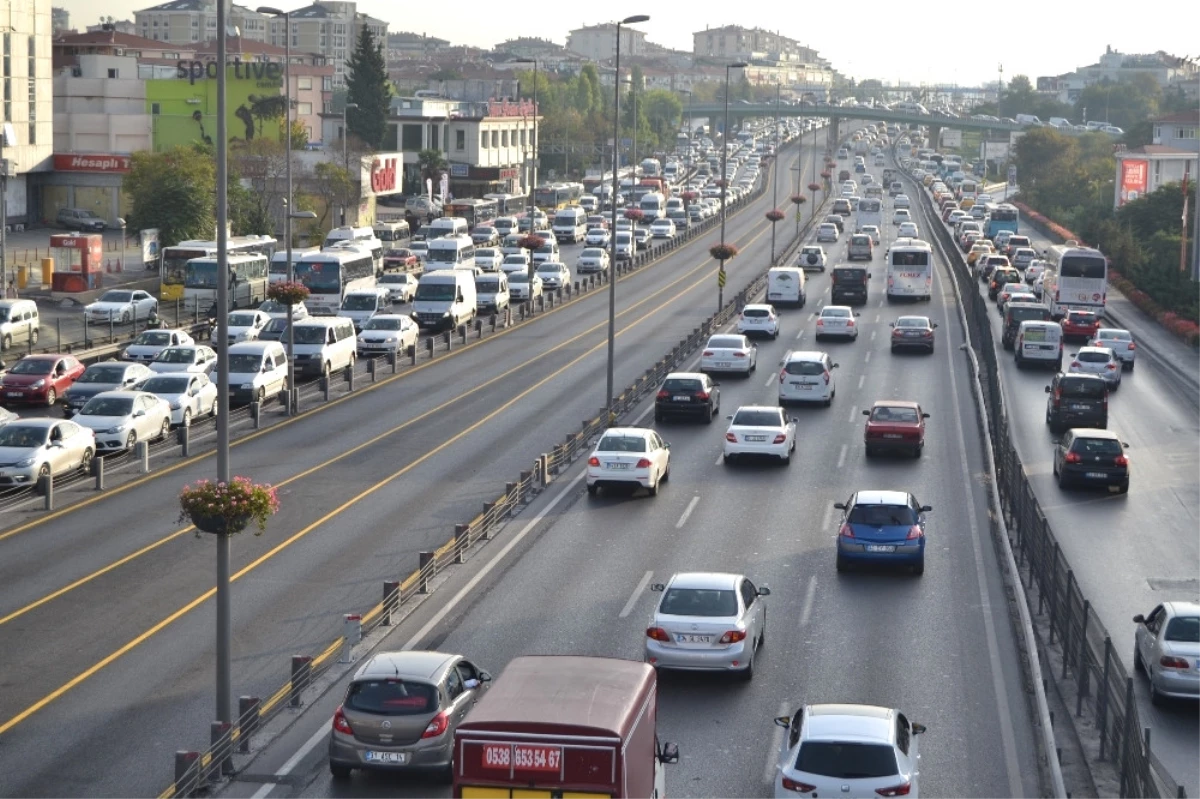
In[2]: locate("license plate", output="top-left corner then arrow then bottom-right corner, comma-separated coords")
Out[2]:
1070,403 -> 1088,410
866,545 -> 896,553
673,395 -> 690,402
608,462 -> 631,470
675,634 -> 712,643
1086,472 -> 1106,479
365,751 -> 408,764
7,391 -> 23,397
746,435 -> 767,442
716,361 -> 731,368
883,433 -> 903,439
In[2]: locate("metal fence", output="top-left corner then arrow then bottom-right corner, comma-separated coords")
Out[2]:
914,174 -> 1185,799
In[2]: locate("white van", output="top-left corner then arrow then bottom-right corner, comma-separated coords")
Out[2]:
428,216 -> 469,240
412,269 -> 477,330
766,266 -> 807,308
552,206 -> 587,244
288,316 -> 357,378
339,287 -> 392,331
639,192 -> 666,222
1014,320 -> 1064,370
425,235 -> 476,271
1015,114 -> 1042,126
475,272 -> 510,314
0,299 -> 40,351
494,217 -> 519,237
218,340 -> 289,404
614,230 -> 634,261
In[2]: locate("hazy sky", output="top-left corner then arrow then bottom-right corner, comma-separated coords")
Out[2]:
59,0 -> 1200,87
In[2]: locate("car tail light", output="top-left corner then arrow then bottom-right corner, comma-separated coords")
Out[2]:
1071,361 -> 1081,368
781,777 -> 817,793
892,328 -> 903,337
906,525 -> 923,540
332,707 -> 354,735
734,351 -> 746,357
822,370 -> 831,384
1128,342 -> 1136,350
635,458 -> 652,468
847,320 -> 856,327
703,350 -> 714,356
1105,363 -> 1116,371
738,312 -> 744,319
646,626 -> 670,642
839,523 -> 854,538
1160,655 -> 1190,669
779,369 -> 787,384
422,711 -> 450,739
1114,455 -> 1129,467
876,783 -> 912,797
1065,452 -> 1082,464
718,630 -> 747,644
816,318 -> 824,326
695,391 -> 710,400
588,456 -> 600,466
772,434 -> 787,444
656,390 -> 669,399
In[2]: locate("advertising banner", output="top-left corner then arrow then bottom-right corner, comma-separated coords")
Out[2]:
140,228 -> 160,268
1119,159 -> 1148,206
146,62 -> 284,151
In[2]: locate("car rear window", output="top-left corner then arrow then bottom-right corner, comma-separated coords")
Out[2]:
785,360 -> 825,376
1060,378 -> 1106,398
732,409 -> 783,426
597,435 -> 647,453
708,336 -> 745,349
743,308 -> 769,317
663,378 -> 702,392
833,268 -> 866,282
870,406 -> 919,423
1070,437 -> 1122,456
848,504 -> 917,525
1164,616 -> 1200,643
1078,351 -> 1110,363
795,742 -> 899,779
345,679 -> 439,716
659,588 -> 738,617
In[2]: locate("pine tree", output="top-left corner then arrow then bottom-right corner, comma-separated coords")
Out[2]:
344,25 -> 389,149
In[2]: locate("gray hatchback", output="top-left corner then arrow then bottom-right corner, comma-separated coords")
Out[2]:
329,650 -> 491,779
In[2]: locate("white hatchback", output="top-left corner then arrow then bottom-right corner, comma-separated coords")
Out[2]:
1069,346 -> 1122,389
737,304 -> 779,339
815,306 -> 860,340
723,405 -> 797,465
700,334 -> 758,375
778,350 -> 838,406
897,222 -> 919,239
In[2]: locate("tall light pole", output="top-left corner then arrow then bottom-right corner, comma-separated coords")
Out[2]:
770,81 -> 780,262
514,57 -> 539,291
214,0 -> 232,731
606,14 -> 649,414
340,102 -> 359,225
718,62 -> 748,311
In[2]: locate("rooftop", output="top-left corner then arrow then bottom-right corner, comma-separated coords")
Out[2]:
53,29 -> 170,48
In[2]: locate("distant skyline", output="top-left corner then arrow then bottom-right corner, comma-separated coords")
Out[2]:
56,0 -> 1200,88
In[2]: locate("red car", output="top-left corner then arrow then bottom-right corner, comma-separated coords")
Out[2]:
1061,309 -> 1101,341
862,400 -> 930,458
382,248 -> 419,271
0,354 -> 86,406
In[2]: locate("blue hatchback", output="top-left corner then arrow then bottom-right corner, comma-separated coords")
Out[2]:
834,490 -> 930,575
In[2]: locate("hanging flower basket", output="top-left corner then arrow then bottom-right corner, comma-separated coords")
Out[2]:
808,182 -> 822,193
266,280 -> 310,306
709,243 -> 739,262
790,194 -> 807,206
179,477 -> 280,536
623,208 -> 645,223
712,179 -> 728,188
517,234 -> 545,251
820,170 -> 832,180
765,209 -> 785,222
681,191 -> 698,204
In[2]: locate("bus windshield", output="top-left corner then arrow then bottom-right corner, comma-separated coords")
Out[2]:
1060,256 -> 1106,279
164,249 -> 208,286
293,262 -> 341,293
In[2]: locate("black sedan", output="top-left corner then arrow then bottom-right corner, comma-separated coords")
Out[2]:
889,316 -> 937,354
1052,428 -> 1130,493
654,372 -> 720,424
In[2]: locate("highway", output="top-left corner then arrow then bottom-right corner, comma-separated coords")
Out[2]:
0,129 -> 849,797
215,148 -> 1043,799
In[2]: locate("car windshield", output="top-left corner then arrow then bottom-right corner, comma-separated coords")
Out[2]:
78,366 -> 127,383
475,250 -> 497,259
98,291 -> 132,303
135,331 -> 173,346
582,248 -> 604,258
363,318 -> 403,331
597,435 -> 647,453
1078,351 -> 1110,363
9,359 -> 54,375
139,376 -> 190,394
848,504 -> 918,526
344,679 -> 438,716
380,274 -> 409,285
708,336 -> 745,349
226,354 -> 265,372
80,396 -> 134,416
732,409 -> 783,427
385,249 -> 412,259
663,378 -> 702,392
342,295 -> 378,311
0,425 -> 49,447
1164,616 -> 1200,643
228,313 -> 258,327
508,272 -> 530,284
896,318 -> 927,328
796,742 -> 899,779
292,325 -> 334,344
536,265 -> 562,275
1071,437 -> 1122,456
155,348 -> 196,364
659,588 -> 738,617
1068,313 -> 1096,324
1098,330 -> 1131,342
259,300 -> 287,314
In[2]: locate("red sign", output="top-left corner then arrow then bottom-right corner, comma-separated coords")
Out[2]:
1118,159 -> 1148,206
371,157 -> 398,194
481,743 -> 562,773
53,154 -> 132,173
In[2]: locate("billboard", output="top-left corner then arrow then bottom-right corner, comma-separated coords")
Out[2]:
1118,159 -> 1148,206
940,129 -> 963,148
146,62 -> 284,152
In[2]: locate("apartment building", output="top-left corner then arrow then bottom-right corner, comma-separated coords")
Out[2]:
566,23 -> 646,62
1114,111 -> 1199,208
691,25 -> 819,63
1,0 -> 54,227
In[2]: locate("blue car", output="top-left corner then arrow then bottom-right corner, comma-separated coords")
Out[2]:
834,490 -> 930,575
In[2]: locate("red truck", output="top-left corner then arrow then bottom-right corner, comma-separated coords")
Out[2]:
453,655 -> 679,798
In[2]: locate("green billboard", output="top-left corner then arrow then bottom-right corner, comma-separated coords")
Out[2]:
147,61 -> 285,151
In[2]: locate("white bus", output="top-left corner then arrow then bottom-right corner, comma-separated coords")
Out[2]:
269,247 -> 319,285
856,197 -> 883,232
372,219 -> 411,245
324,226 -> 383,273
294,244 -> 377,314
1043,243 -> 1108,318
183,253 -> 270,311
886,238 -> 934,301
425,235 -> 477,271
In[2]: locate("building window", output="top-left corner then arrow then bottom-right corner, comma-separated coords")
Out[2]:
401,123 -> 422,150
501,129 -> 508,147
323,76 -> 332,91
322,101 -> 332,113
297,76 -> 312,90
455,129 -> 465,150
1179,127 -> 1197,140
108,68 -> 118,78
297,102 -> 312,115
492,130 -> 499,148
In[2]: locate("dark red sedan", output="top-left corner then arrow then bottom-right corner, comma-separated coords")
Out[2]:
382,248 -> 419,272
863,401 -> 930,458
1061,309 -> 1101,341
0,354 -> 86,406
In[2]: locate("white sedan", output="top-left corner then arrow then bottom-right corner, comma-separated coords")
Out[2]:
585,426 -> 670,497
892,209 -> 912,225
535,262 -> 571,291
649,218 -> 676,238
815,306 -> 860,341
212,310 -> 271,346
737,304 -> 779,339
122,328 -> 195,363
508,272 -> 543,301
135,372 -> 218,427
723,405 -> 797,465
500,253 -> 530,273
897,222 -> 919,239
475,248 -> 503,271
576,247 -> 610,274
149,345 -> 217,374
72,390 -> 172,452
377,272 -> 417,303
0,418 -> 95,488
85,289 -> 158,325
894,194 -> 911,209
258,299 -> 310,321
356,314 -> 419,357
584,227 -> 611,247
700,334 -> 758,375
860,225 -> 881,245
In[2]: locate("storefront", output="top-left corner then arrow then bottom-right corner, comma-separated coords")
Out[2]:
448,165 -> 520,202
40,154 -> 131,228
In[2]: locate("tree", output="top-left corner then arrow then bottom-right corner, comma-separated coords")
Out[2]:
124,145 -> 216,244
344,26 -> 390,149
284,118 -> 309,150
417,148 -> 448,194
308,162 -> 355,231
230,137 -> 288,236
642,90 -> 682,152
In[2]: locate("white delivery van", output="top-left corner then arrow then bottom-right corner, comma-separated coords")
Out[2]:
0,299 -> 40,351
614,230 -> 634,261
1015,114 -> 1042,126
552,206 -> 587,244
411,269 -> 477,330
217,340 -> 289,404
1014,320 -> 1064,370
425,235 -> 477,271
428,216 -> 469,240
288,316 -> 357,378
766,266 -> 807,308
475,272 -> 510,314
639,192 -> 666,222
339,287 -> 392,331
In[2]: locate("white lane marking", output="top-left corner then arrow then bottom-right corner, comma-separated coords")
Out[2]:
857,375 -> 865,389
249,721 -> 331,798
765,371 -> 777,388
848,405 -> 857,423
676,496 -> 701,529
836,444 -> 848,469
875,313 -> 881,322
870,330 -> 877,341
799,575 -> 817,627
715,451 -> 725,466
795,328 -> 805,340
821,502 -> 835,531
763,699 -> 791,784
620,570 -> 654,618
864,351 -> 872,363
807,311 -> 816,321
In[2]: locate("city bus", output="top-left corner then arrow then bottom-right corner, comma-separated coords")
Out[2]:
159,235 -> 277,303
534,182 -> 584,211
444,198 -> 499,229
293,243 -> 377,315
1042,243 -> 1108,318
269,247 -> 319,285
372,219 -> 411,245
985,203 -> 1020,239
182,252 -> 270,311
483,193 -> 529,216
885,238 -> 934,301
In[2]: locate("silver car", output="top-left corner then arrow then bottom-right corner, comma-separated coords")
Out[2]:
1068,346 -> 1121,389
1089,328 -> 1136,369
815,306 -> 860,341
1134,601 -> 1199,704
329,650 -> 491,778
645,571 -> 770,680
0,418 -> 95,488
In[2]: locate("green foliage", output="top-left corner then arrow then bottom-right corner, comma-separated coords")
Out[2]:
417,148 -> 448,186
996,74 -> 1073,122
284,118 -> 309,150
123,145 -> 217,244
309,162 -> 354,231
344,26 -> 389,149
1117,180 -> 1187,241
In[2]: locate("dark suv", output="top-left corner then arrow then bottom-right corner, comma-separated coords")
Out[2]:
1045,373 -> 1108,433
831,266 -> 870,305
1002,303 -> 1053,350
655,372 -> 720,423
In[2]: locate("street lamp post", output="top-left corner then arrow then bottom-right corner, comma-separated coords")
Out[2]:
718,61 -> 748,311
606,14 -> 649,414
214,0 -> 232,733
514,58 -> 540,291
770,82 -> 780,262
341,102 -> 359,225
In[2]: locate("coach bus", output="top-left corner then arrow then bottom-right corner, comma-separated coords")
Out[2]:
293,243 -> 377,315
1042,243 -> 1108,318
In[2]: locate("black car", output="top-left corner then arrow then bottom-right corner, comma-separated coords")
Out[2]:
1053,428 -> 1129,493
655,372 -> 720,423
831,266 -> 870,305
1045,373 -> 1107,433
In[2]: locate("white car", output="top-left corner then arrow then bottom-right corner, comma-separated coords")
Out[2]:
377,272 -> 417,303
135,372 -> 218,427
85,289 -> 159,325
722,405 -> 796,465
894,194 -> 911,209
1089,328 -> 1136,369
212,310 -> 270,346
148,345 -> 217,374
408,241 -> 429,263
356,314 -> 419,357
897,221 -> 919,239
1133,600 -> 1200,705
737,304 -> 780,339
1068,346 -> 1122,389
584,227 -> 611,247
536,262 -> 570,291
798,246 -> 827,272
860,225 -> 881,245
585,426 -> 670,497
0,418 -> 95,488
258,299 -> 309,321
815,306 -> 860,341
892,209 -> 912,225
576,247 -> 610,274
816,223 -> 839,243
778,350 -> 838,406
650,219 -> 677,238
700,333 -> 758,375
73,390 -> 172,452
508,272 -> 543,301
1024,260 -> 1048,285
773,704 -> 925,798
475,247 -> 503,271
500,253 -> 530,274
122,328 -> 195,363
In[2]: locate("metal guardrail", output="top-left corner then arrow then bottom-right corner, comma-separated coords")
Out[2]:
911,167 -> 1185,799
152,135 -> 832,799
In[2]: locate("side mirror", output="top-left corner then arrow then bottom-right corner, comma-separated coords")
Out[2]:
889,322 -> 896,327
855,311 -> 862,317
1122,442 -> 1130,448
478,670 -> 493,683
912,723 -> 927,735
726,415 -> 733,420
1051,438 -> 1061,445
650,583 -> 665,592
658,742 -> 680,764
774,716 -> 792,729
862,409 -> 870,416
133,410 -> 146,417
920,505 -> 933,512
834,502 -> 847,510
663,441 -> 671,449
921,413 -> 930,419
932,322 -> 939,328
757,585 -> 771,596
1132,614 -> 1146,624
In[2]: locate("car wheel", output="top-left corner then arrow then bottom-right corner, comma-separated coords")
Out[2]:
782,451 -> 792,466
1015,356 -> 1024,370
738,653 -> 755,682
1117,480 -> 1129,495
0,333 -> 9,350
181,409 -> 192,428
121,311 -> 131,324
329,763 -> 352,780
704,405 -> 714,424
79,448 -> 94,473
1149,671 -> 1164,706
661,464 -> 670,483
126,431 -> 137,450
647,476 -> 659,497
914,443 -> 923,458
46,388 -> 57,407
1134,647 -> 1145,673
912,559 -> 925,576
1057,470 -> 1069,489
722,452 -> 734,465
586,484 -> 598,496
209,398 -> 219,417
158,417 -> 171,441
1128,360 -> 1135,371
836,553 -> 848,573
654,410 -> 663,423
865,444 -> 874,457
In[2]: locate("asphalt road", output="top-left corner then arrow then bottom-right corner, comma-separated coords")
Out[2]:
216,151 -> 1042,799
0,129 -> 836,797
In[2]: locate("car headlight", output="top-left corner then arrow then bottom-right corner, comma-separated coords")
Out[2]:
16,456 -> 37,467
384,337 -> 397,343
105,424 -> 129,434
31,379 -> 45,389
169,400 -> 183,410
442,311 -> 451,317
